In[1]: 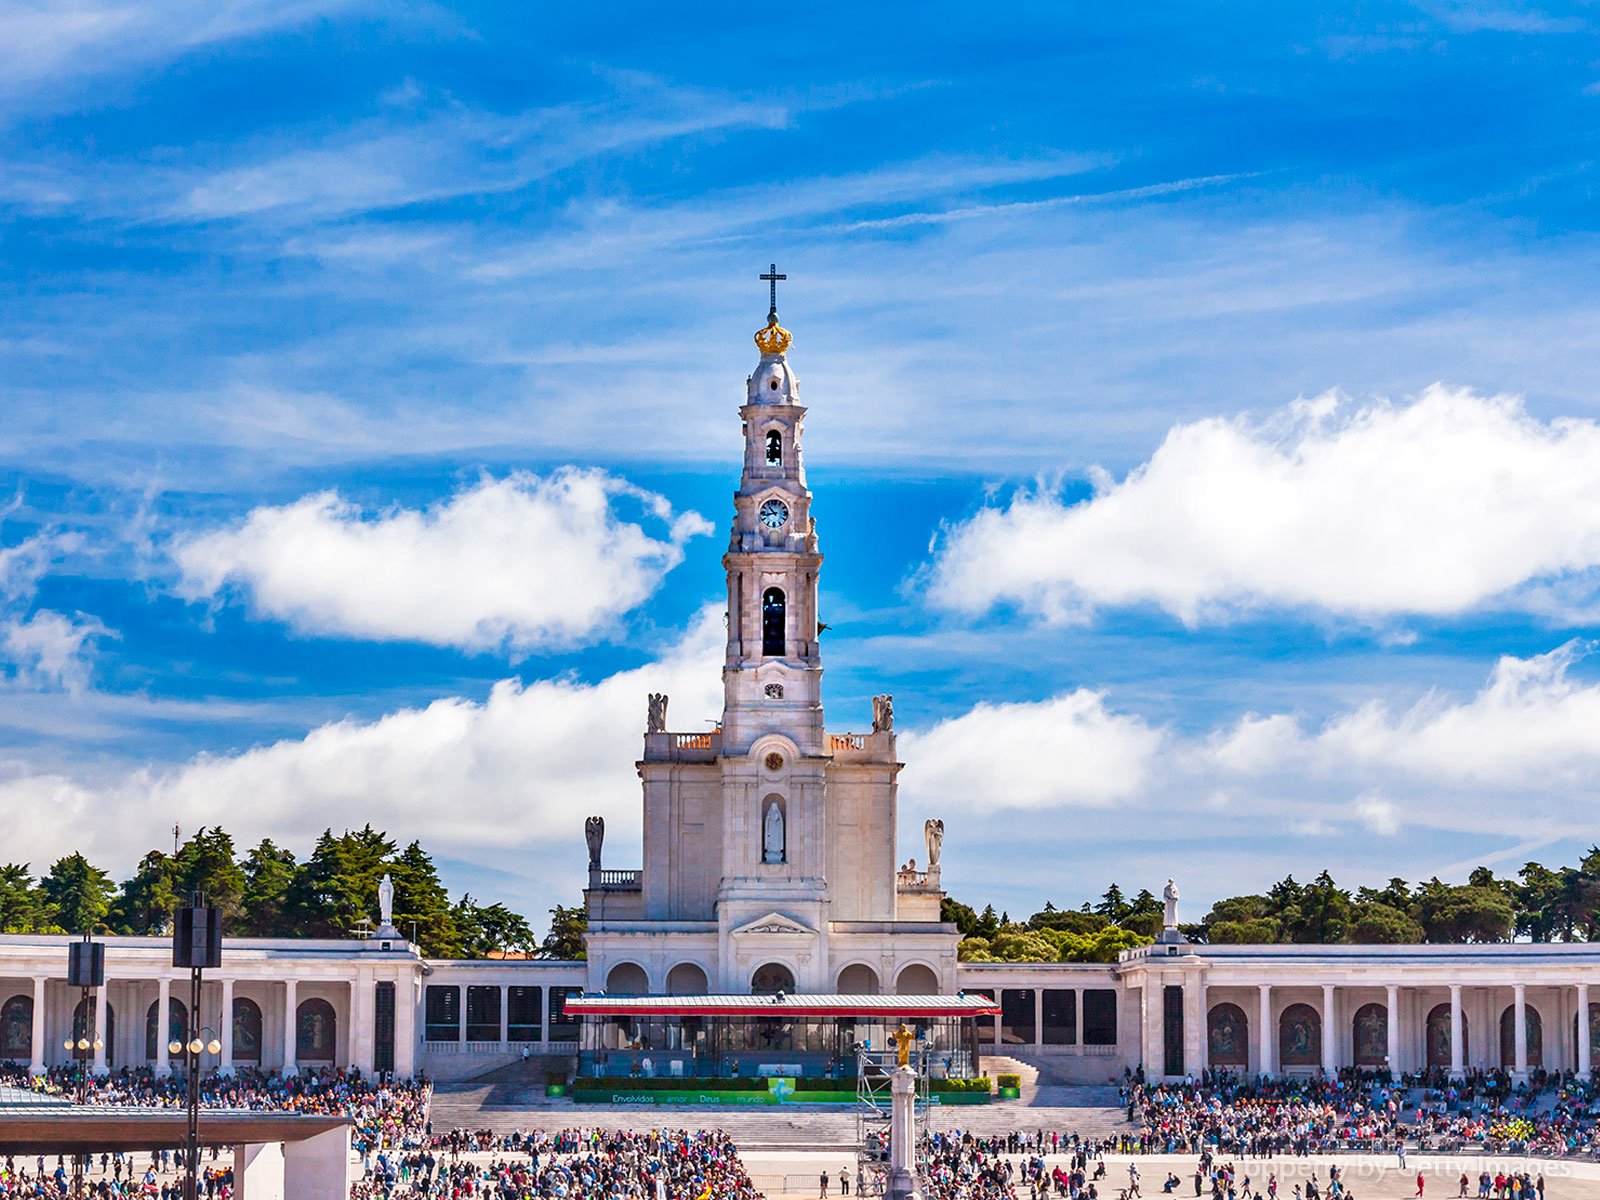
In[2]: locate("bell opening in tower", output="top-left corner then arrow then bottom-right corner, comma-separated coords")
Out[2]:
765,429 -> 782,465
761,587 -> 785,656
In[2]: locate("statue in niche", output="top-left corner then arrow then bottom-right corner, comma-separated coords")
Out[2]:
585,816 -> 605,871
924,818 -> 944,869
872,694 -> 894,733
646,693 -> 668,733
378,873 -> 394,928
1163,878 -> 1180,930
762,799 -> 785,864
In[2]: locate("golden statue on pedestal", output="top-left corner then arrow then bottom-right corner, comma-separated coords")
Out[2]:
892,1022 -> 915,1068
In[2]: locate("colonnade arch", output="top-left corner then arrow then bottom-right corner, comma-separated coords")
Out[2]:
605,963 -> 649,996
895,963 -> 939,995
1206,1003 -> 1248,1066
836,963 -> 880,994
0,994 -> 31,1059
1499,1004 -> 1543,1068
665,963 -> 708,995
1352,1003 -> 1387,1066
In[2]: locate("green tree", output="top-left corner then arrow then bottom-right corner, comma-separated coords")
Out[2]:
389,840 -> 460,956
1027,907 -> 1107,935
538,904 -> 588,960
973,904 -> 1001,940
41,853 -> 113,933
110,850 -> 179,935
173,827 -> 245,922
1415,878 -> 1514,943
237,839 -> 298,936
1294,871 -> 1352,944
454,899 -> 538,958
1346,901 -> 1422,944
1095,884 -> 1129,924
940,896 -> 979,937
290,826 -> 396,938
0,864 -> 55,933
1209,917 -> 1282,944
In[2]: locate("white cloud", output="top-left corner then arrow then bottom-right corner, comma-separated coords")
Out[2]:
927,387 -> 1600,625
898,689 -> 1162,811
0,608 -> 725,874
1354,793 -> 1401,835
174,469 -> 712,653
0,610 -> 108,691
0,0 -> 362,98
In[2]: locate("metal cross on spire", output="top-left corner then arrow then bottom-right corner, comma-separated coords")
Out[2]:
759,263 -> 786,320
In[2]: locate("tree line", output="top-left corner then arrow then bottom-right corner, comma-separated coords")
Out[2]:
0,825 -> 588,960
945,851 -> 1600,962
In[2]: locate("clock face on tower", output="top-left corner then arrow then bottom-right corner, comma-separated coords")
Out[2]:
759,499 -> 790,530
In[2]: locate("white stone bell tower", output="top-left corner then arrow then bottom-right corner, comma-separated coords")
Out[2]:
719,269 -> 825,758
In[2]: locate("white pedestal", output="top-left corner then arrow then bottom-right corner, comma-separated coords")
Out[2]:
886,1066 -> 920,1200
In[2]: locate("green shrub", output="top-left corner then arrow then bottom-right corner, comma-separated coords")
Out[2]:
930,1077 -> 992,1093
576,1076 -> 765,1091
996,1072 -> 1021,1089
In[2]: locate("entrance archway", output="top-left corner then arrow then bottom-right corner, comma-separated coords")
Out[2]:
665,963 -> 708,995
837,963 -> 880,994
751,962 -> 795,994
605,963 -> 649,995
895,963 -> 940,995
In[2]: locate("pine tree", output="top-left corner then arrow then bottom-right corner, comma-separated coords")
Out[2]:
0,864 -> 55,933
109,851 -> 179,935
538,905 -> 588,960
41,853 -> 114,933
390,840 -> 460,956
238,839 -> 298,936
174,827 -> 246,922
290,826 -> 396,937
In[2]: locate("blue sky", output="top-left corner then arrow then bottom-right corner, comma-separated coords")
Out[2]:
7,0 -> 1600,930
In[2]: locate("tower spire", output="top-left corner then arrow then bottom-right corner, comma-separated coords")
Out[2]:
754,263 -> 793,356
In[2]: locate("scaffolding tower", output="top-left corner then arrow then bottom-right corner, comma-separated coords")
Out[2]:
854,1044 -> 930,1198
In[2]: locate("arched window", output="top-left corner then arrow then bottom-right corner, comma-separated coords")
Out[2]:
765,430 -> 783,465
0,995 -> 32,1059
605,963 -> 649,995
1278,1003 -> 1321,1067
145,998 -> 187,1061
1207,1003 -> 1248,1066
751,963 -> 795,995
836,964 -> 880,995
233,998 -> 263,1063
896,964 -> 940,995
296,998 -> 337,1062
666,963 -> 709,995
1352,1003 -> 1387,1066
762,588 -> 785,657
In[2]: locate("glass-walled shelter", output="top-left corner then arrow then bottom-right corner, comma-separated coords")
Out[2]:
565,993 -> 998,1080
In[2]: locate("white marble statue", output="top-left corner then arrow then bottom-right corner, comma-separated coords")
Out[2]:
762,799 -> 785,864
1163,878 -> 1179,930
646,693 -> 668,734
378,874 -> 394,927
872,694 -> 894,733
924,818 -> 944,869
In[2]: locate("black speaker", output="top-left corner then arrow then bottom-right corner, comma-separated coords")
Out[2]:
172,905 -> 222,969
67,939 -> 103,988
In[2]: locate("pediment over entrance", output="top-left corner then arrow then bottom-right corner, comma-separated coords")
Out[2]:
732,912 -> 815,938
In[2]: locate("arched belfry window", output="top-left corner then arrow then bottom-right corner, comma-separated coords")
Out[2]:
765,430 -> 783,466
762,588 -> 786,657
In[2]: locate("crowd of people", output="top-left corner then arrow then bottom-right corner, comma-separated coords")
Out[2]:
351,1128 -> 762,1200
1131,1070 -> 1600,1158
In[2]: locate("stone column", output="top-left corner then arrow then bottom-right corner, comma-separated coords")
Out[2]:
91,984 -> 108,1075
1193,979 -> 1209,1074
1385,985 -> 1401,1077
1321,984 -> 1337,1072
156,978 -> 171,1076
1449,984 -> 1464,1077
220,978 -> 234,1075
283,979 -> 298,1075
1514,984 -> 1528,1080
1258,985 -> 1272,1077
1143,977 -> 1160,1074
1034,989 -> 1044,1048
1579,983 -> 1592,1076
500,985 -> 510,1045
29,977 -> 45,1075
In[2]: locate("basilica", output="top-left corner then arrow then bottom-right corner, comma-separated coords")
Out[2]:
1,285 -> 1599,1089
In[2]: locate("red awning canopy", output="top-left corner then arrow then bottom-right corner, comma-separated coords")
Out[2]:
563,993 -> 999,1018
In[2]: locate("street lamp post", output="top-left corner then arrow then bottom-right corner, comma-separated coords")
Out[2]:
64,932 -> 104,1197
172,893 -> 222,1200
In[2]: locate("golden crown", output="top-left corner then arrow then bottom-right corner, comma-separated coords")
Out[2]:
754,315 -> 792,356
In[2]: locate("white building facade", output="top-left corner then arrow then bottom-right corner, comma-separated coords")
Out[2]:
1,299 -> 1598,1087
